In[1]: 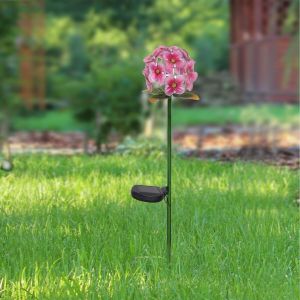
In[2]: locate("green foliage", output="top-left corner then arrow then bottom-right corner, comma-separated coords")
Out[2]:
47,19 -> 144,146
44,0 -> 229,142
0,155 -> 298,298
144,0 -> 229,74
45,0 -> 229,85
46,0 -> 153,24
282,0 -> 299,35
59,58 -> 143,145
282,0 -> 299,85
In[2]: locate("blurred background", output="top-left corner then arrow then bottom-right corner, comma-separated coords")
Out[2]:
0,0 -> 299,168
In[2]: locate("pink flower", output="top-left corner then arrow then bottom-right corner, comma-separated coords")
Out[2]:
142,46 -> 198,95
149,63 -> 166,85
165,75 -> 185,96
164,50 -> 185,72
170,46 -> 190,60
152,45 -> 168,58
144,46 -> 168,64
185,60 -> 198,91
143,54 -> 155,64
143,66 -> 153,91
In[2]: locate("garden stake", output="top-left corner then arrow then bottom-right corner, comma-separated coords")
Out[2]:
131,97 -> 172,263
131,46 -> 199,265
166,96 -> 172,263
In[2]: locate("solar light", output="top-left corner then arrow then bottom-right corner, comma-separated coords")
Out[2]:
131,46 -> 199,264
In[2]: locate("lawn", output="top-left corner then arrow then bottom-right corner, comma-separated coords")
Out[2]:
0,155 -> 298,299
13,104 -> 299,132
13,110 -> 86,132
172,104 -> 299,127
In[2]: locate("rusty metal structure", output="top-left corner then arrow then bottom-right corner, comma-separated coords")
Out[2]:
19,0 -> 45,109
230,0 -> 298,102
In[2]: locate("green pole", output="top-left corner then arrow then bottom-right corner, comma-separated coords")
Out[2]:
167,96 -> 172,264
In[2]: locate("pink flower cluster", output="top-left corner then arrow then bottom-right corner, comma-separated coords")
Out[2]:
143,46 -> 198,96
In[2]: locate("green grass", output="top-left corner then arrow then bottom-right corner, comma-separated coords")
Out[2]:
0,155 -> 298,299
13,104 -> 299,132
173,104 -> 299,127
13,110 -> 89,132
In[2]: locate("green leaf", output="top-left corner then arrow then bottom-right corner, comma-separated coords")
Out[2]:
173,92 -> 200,101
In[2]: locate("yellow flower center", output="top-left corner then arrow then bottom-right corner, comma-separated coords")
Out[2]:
172,82 -> 177,88
155,69 -> 160,74
171,58 -> 176,63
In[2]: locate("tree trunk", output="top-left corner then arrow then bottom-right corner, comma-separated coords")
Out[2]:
0,111 -> 13,170
83,130 -> 89,154
95,111 -> 102,154
0,113 -> 9,156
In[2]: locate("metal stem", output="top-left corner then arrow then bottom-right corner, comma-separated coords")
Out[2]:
167,96 -> 172,264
